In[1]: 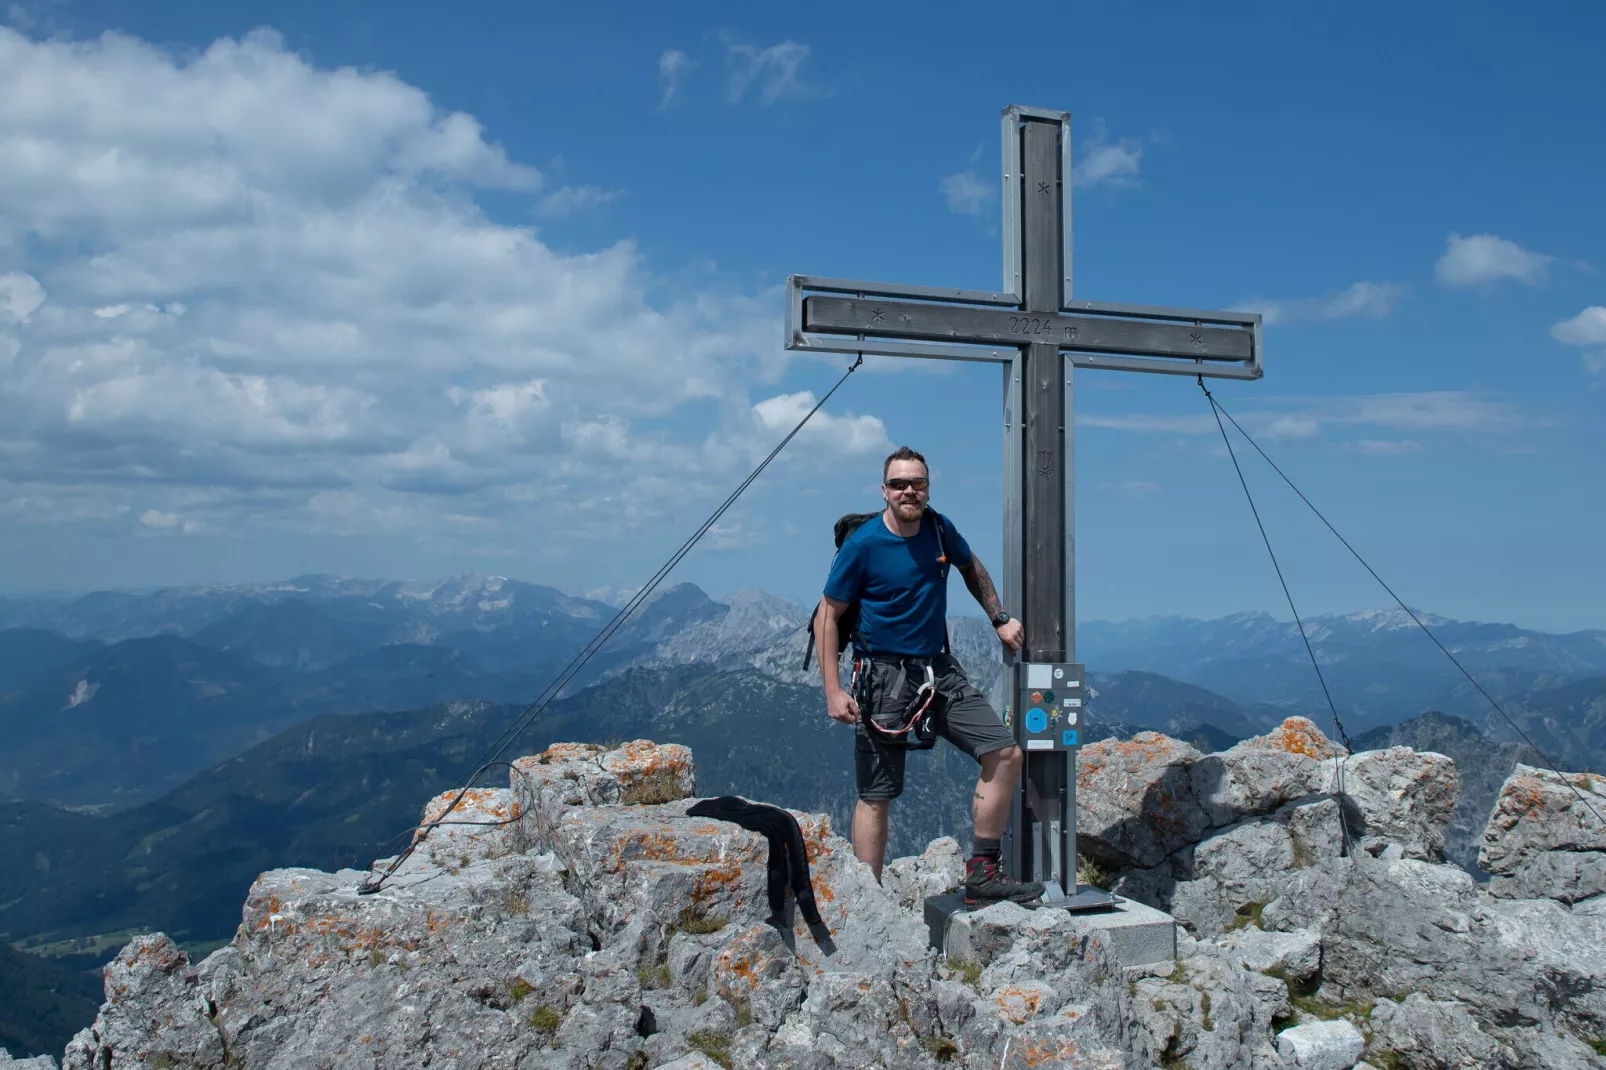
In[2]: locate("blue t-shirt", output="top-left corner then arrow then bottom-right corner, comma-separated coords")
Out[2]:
823,512 -> 973,656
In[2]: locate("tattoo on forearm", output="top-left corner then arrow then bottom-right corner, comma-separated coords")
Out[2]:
961,559 -> 1004,619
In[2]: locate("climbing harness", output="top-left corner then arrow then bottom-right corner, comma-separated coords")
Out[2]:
1197,376 -> 1606,841
857,655 -> 942,749
356,355 -> 866,895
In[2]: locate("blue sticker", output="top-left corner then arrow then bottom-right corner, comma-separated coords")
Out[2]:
1025,707 -> 1048,733
1062,729 -> 1078,747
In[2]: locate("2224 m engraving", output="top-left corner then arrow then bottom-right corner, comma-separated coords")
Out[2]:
1009,316 -> 1078,339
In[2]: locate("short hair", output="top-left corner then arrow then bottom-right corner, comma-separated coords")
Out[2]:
882,446 -> 928,481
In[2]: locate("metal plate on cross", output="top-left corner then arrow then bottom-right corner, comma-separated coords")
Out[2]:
1015,662 -> 1084,751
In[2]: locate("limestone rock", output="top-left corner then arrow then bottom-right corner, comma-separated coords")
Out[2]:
512,739 -> 696,851
1209,926 -> 1321,983
1489,849 -> 1606,904
1193,718 -> 1339,827
1075,732 -> 1207,868
1366,993 -> 1516,1069
1480,763 -> 1606,905
1275,1019 -> 1364,1070
1321,854 -> 1606,1036
1333,745 -> 1459,861
1237,717 -> 1347,761
1170,797 -> 1346,937
52,733 -> 1606,1069
62,935 -> 226,1070
1127,949 -> 1288,1069
655,1055 -> 724,1070
883,836 -> 964,912
0,1051 -> 59,1068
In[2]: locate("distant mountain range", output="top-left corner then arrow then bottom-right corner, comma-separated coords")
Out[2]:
1,572 -> 1603,1059
1,571 -> 1601,814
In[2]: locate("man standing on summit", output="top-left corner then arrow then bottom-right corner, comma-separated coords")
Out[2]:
814,446 -> 1043,906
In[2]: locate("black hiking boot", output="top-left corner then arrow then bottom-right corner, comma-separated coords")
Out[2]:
963,855 -> 1044,907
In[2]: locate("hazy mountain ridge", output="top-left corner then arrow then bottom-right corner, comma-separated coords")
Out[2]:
4,573 -> 1603,816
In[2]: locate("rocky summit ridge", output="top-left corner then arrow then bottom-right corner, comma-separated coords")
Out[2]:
24,720 -> 1606,1069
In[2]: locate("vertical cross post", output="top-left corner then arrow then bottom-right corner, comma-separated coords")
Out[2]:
1008,109 -> 1081,901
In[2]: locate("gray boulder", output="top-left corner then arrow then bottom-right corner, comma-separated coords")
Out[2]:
1208,926 -> 1321,983
1075,731 -> 1207,869
1193,718 -> 1341,827
1366,992 -> 1517,1069
1332,745 -> 1459,861
882,836 -> 964,912
1481,763 -> 1606,905
1275,1019 -> 1364,1070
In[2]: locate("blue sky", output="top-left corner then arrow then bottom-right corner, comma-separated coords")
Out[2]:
0,1 -> 1602,632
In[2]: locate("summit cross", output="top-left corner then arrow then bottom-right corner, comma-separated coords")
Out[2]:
785,105 -> 1263,906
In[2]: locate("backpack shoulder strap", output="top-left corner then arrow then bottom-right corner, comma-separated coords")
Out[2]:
926,508 -> 954,657
803,511 -> 883,671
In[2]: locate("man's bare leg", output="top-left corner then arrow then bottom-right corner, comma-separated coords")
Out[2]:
852,799 -> 890,881
972,744 -> 1022,839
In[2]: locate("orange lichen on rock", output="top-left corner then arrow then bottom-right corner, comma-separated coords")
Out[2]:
416,787 -> 518,834
1009,1037 -> 1085,1067
994,984 -> 1045,1024
1076,732 -> 1197,790
1240,717 -> 1343,760
793,816 -> 837,906
689,860 -> 746,910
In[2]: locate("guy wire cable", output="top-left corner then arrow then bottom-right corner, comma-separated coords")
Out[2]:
357,354 -> 866,894
1198,378 -> 1606,834
1198,377 -> 1356,858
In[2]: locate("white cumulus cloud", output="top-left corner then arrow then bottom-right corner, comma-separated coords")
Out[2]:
750,391 -> 889,456
1552,306 -> 1606,378
535,185 -> 624,218
1348,439 -> 1422,456
1551,307 -> 1606,347
1081,391 -> 1528,445
940,170 -> 991,216
1073,120 -> 1142,189
727,40 -> 812,104
1235,281 -> 1402,326
658,48 -> 690,108
0,25 -> 817,553
0,272 -> 45,322
1435,232 -> 1552,288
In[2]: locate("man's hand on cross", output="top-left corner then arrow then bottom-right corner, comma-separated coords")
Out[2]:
995,617 -> 1023,653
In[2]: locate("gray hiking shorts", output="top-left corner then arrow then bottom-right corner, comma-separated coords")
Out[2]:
853,652 -> 1016,802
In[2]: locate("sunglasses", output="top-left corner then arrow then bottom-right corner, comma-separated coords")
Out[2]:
884,478 -> 929,492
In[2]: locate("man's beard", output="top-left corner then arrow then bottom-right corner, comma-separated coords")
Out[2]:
891,500 -> 923,520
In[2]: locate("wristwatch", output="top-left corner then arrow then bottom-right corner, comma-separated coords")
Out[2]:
990,610 -> 1011,628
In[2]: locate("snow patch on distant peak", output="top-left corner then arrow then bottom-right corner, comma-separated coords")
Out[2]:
1334,607 -> 1449,631
63,678 -> 100,709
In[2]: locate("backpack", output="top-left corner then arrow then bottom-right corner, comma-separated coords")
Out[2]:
801,508 -> 952,671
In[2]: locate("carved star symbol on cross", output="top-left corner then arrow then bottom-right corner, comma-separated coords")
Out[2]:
871,308 -> 886,323
1037,181 -> 1051,195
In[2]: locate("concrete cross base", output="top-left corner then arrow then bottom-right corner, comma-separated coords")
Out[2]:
927,893 -> 1178,969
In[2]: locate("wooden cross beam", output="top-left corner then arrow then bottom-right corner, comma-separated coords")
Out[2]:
786,105 -> 1263,905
